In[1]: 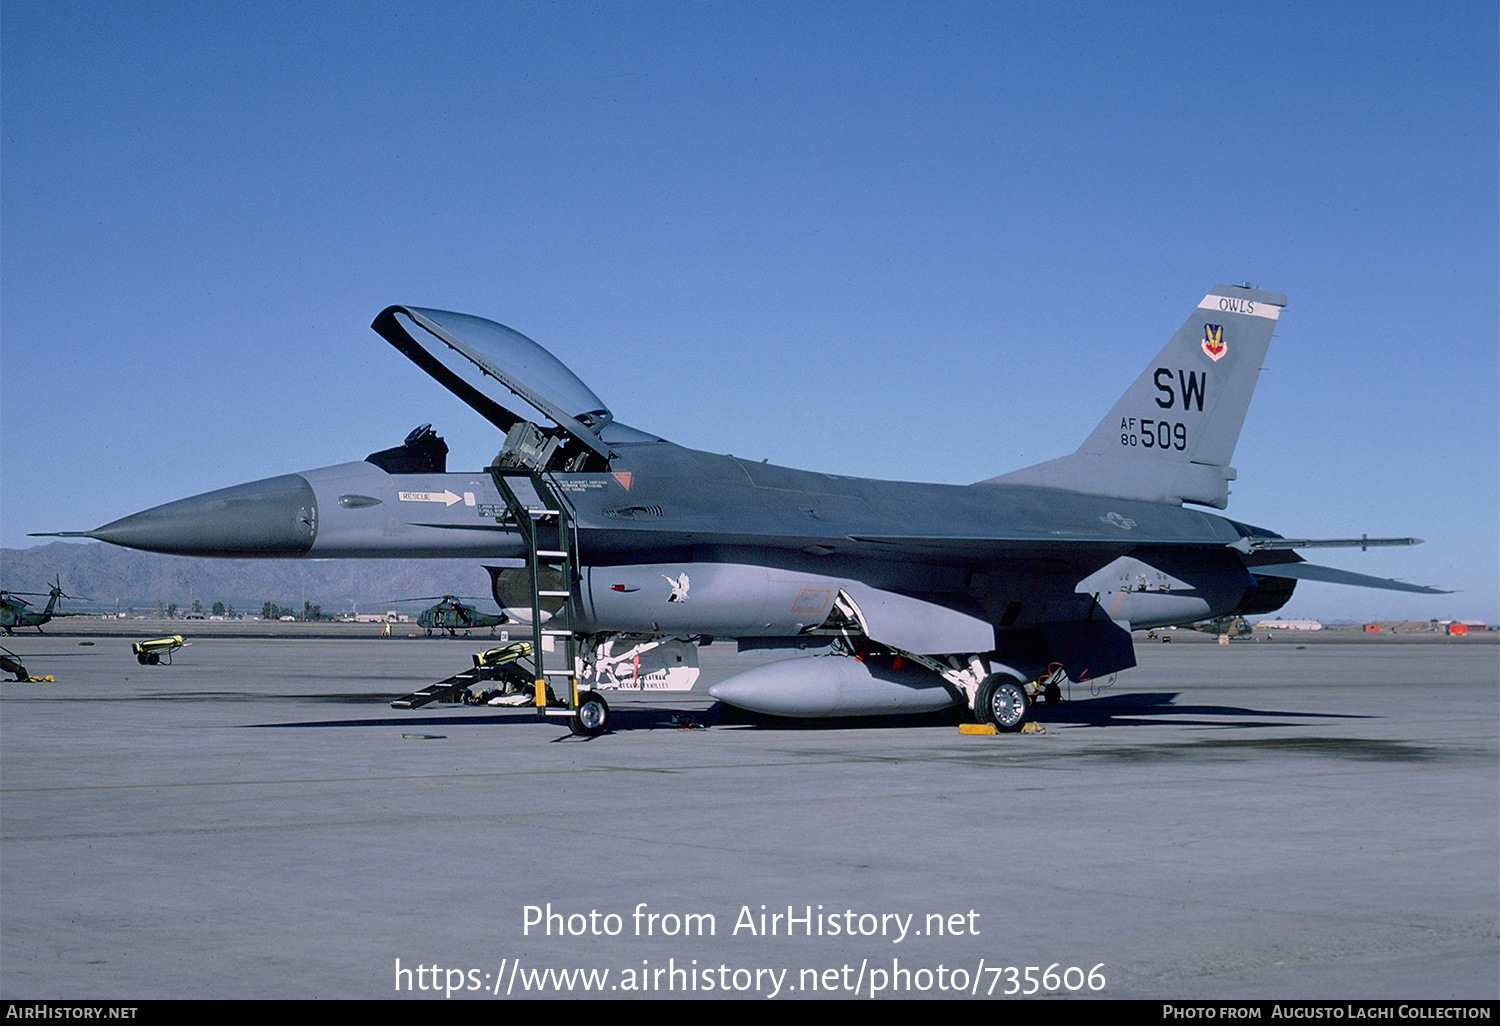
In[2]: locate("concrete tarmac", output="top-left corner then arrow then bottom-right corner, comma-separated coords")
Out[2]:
1,634 -> 1495,1000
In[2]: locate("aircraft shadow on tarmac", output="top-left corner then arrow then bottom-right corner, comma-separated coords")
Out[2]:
244,703 -> 709,733
708,690 -> 1371,731
1023,690 -> 1371,729
241,688 -> 1372,737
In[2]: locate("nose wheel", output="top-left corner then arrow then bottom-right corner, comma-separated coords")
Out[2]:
569,690 -> 610,737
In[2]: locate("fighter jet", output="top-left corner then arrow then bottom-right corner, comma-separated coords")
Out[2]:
39,285 -> 1445,734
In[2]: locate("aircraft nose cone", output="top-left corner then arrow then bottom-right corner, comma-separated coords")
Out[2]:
87,474 -> 318,556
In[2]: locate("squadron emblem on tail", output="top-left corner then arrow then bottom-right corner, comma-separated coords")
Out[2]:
1201,323 -> 1226,362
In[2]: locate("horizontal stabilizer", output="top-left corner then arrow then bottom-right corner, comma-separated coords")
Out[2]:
1251,562 -> 1449,594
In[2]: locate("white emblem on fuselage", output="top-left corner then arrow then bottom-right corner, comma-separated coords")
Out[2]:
663,573 -> 690,602
1101,512 -> 1137,530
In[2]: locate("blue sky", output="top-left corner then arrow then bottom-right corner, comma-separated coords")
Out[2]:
3,1 -> 1496,622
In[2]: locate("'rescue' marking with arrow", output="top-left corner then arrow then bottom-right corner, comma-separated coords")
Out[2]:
398,490 -> 463,507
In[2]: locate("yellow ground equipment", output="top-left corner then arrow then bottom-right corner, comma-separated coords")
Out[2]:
132,635 -> 186,665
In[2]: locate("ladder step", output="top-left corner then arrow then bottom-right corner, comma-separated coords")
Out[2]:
537,590 -> 571,597
390,676 -> 478,709
528,509 -> 561,518
541,629 -> 572,636
541,668 -> 576,675
536,550 -> 569,559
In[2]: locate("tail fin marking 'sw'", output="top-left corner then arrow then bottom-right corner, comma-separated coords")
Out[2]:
988,283 -> 1286,509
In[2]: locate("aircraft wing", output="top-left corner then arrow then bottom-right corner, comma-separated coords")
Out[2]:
843,532 -> 1448,594
833,534 -> 1196,567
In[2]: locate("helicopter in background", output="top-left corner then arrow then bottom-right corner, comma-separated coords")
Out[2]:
1186,615 -> 1256,640
1,576 -> 82,635
390,595 -> 509,637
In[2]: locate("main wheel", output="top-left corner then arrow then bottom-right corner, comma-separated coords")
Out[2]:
569,690 -> 610,737
975,674 -> 1030,731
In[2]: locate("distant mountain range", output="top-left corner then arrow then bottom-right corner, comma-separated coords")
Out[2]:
1,541 -> 505,615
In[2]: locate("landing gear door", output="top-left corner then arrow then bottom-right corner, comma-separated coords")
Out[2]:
585,636 -> 701,693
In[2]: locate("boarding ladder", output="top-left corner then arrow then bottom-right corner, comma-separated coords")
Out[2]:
489,467 -> 582,721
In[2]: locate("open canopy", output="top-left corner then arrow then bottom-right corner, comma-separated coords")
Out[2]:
372,306 -> 613,461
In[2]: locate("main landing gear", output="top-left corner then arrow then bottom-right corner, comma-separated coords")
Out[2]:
974,673 -> 1031,732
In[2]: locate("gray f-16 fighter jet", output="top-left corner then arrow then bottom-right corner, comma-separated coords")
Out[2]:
42,285 -> 1444,734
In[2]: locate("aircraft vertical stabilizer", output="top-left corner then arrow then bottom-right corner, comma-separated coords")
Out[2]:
986,283 -> 1286,509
